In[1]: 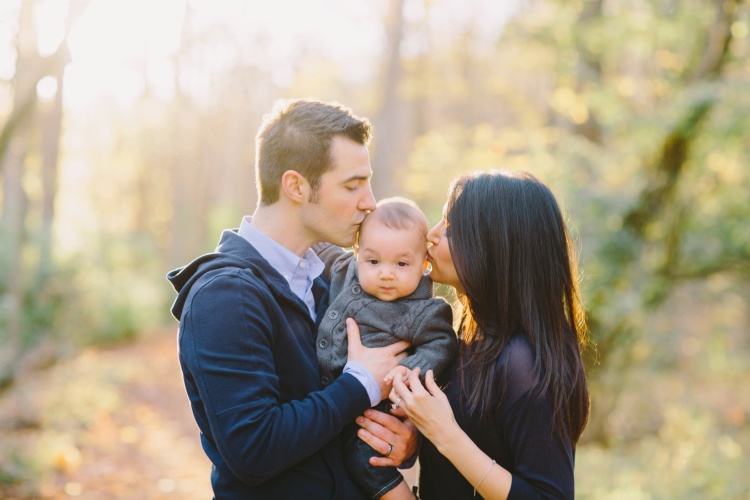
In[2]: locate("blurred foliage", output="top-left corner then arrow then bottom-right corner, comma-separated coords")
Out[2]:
575,278 -> 750,498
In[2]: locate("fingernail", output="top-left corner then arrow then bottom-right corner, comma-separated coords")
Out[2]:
356,417 -> 363,424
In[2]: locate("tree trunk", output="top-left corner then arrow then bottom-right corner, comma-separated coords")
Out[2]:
572,0 -> 603,143
37,47 -> 70,287
36,0 -> 92,283
371,0 -> 407,199
0,0 -> 36,384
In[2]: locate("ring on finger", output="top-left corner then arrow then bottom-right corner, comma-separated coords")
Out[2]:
384,443 -> 393,457
392,397 -> 402,410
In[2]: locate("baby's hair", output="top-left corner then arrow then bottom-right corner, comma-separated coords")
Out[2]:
359,197 -> 429,242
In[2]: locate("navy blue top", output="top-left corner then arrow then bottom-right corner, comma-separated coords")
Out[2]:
418,335 -> 575,499
168,230 -> 370,499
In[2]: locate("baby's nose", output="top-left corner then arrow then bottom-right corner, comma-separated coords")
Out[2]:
380,268 -> 394,279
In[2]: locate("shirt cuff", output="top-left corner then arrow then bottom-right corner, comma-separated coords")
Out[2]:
343,360 -> 381,407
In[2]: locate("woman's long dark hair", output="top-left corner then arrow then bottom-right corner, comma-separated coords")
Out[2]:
447,170 -> 590,444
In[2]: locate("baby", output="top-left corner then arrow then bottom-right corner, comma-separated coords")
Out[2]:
315,197 -> 456,500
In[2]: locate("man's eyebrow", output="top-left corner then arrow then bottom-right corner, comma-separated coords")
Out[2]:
341,172 -> 372,183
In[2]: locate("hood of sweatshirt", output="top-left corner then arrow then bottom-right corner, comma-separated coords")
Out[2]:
167,229 -> 282,320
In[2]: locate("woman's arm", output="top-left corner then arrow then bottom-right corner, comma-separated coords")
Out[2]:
391,368 -> 512,499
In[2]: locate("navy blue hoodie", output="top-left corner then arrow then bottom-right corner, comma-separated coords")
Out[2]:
168,229 -> 369,499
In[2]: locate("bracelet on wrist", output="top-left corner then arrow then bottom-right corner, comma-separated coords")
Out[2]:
473,459 -> 496,496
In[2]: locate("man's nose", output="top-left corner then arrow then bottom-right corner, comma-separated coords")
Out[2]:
359,185 -> 376,212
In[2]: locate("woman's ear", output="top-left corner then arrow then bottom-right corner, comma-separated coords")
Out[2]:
280,170 -> 309,203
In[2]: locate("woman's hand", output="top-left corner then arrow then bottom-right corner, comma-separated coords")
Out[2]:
393,369 -> 513,498
384,364 -> 411,386
390,367 -> 459,449
356,408 -> 419,467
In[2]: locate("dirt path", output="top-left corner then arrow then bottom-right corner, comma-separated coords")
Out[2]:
0,329 -> 213,499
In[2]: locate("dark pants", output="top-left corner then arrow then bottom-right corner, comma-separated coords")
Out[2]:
343,400 -> 404,499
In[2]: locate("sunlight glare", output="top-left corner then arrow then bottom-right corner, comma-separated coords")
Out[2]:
34,0 -> 67,56
0,1 -> 19,80
186,0 -> 382,86
65,0 -> 185,109
36,75 -> 58,101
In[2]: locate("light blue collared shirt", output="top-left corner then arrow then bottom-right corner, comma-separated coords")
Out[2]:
238,216 -> 325,320
237,216 -> 380,405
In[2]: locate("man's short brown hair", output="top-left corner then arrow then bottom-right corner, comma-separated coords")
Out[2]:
255,98 -> 372,205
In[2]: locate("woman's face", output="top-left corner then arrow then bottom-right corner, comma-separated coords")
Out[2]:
426,216 -> 464,293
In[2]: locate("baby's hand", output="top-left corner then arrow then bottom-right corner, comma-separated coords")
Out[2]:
384,365 -> 411,386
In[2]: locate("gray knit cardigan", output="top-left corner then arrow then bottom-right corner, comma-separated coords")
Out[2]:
313,243 -> 457,387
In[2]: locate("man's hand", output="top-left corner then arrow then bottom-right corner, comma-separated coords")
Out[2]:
356,409 -> 419,467
346,318 -> 409,399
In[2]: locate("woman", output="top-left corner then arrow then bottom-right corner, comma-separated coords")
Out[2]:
389,170 -> 591,499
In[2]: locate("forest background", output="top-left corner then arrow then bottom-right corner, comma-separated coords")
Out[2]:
1,0 -> 748,498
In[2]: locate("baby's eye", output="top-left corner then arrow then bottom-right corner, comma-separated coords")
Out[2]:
367,259 -> 379,265
397,262 -> 409,267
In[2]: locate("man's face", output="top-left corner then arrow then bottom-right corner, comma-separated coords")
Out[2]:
300,135 -> 376,247
356,220 -> 427,301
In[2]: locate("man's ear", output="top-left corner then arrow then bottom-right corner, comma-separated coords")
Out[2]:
280,170 -> 309,203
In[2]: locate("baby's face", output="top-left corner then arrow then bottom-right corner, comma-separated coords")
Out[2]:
356,220 -> 427,301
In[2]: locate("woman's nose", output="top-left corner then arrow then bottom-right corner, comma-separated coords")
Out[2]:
426,226 -> 440,245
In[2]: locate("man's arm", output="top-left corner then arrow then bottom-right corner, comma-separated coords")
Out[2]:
183,272 -> 410,486
183,272 -> 371,486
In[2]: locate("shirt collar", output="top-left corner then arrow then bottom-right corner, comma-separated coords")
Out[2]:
237,216 -> 324,282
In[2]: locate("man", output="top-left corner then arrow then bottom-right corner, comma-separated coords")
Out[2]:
168,98 -> 417,498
